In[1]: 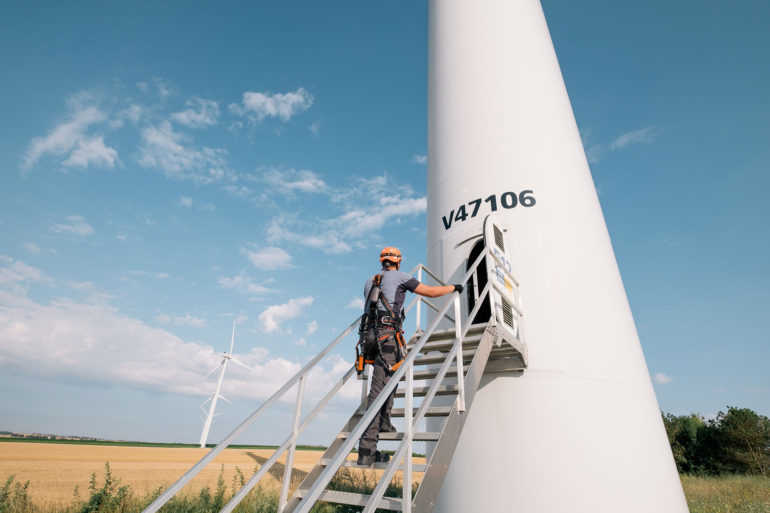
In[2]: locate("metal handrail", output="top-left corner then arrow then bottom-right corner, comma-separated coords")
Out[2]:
362,282 -> 492,513
142,264 -> 425,513
295,248 -> 489,513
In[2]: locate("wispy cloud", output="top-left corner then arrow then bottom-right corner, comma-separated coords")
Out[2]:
217,274 -> 273,297
171,97 -> 220,128
610,127 -> 657,150
654,372 -> 672,385
22,243 -> 41,254
309,121 -> 321,135
265,174 -> 426,254
229,88 -> 313,122
306,320 -> 318,335
155,313 -> 207,328
584,126 -> 659,164
22,95 -> 117,170
346,297 -> 364,310
258,296 -> 314,333
178,196 -> 193,208
0,256 -> 50,285
411,154 -> 427,165
50,215 -> 94,236
261,168 -> 328,194
242,246 -> 293,270
138,120 -> 230,184
267,218 -> 352,254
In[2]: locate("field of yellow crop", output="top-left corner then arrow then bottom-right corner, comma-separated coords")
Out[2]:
0,441 -> 424,508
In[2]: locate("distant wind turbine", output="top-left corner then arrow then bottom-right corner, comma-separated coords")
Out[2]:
199,321 -> 252,448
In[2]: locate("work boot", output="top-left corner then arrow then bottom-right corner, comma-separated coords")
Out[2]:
375,451 -> 390,463
357,449 -> 375,466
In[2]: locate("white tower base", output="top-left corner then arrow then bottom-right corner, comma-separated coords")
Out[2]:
427,1 -> 689,511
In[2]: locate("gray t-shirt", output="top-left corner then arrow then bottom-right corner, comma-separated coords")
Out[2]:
364,270 -> 420,316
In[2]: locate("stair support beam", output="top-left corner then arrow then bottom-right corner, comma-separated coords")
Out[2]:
412,326 -> 496,512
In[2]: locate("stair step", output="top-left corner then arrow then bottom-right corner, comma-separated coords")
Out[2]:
413,347 -> 514,366
319,458 -> 427,472
404,367 -> 458,381
298,489 -> 404,511
416,334 -> 484,353
391,406 -> 452,417
395,384 -> 458,398
336,431 -> 441,441
418,324 -> 487,343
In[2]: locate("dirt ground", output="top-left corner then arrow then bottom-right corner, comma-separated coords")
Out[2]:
0,442 -> 424,506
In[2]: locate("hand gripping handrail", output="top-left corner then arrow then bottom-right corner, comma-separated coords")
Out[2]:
142,265 -> 423,513
294,248 -> 489,513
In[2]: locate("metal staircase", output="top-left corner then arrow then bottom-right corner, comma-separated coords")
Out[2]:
142,240 -> 526,513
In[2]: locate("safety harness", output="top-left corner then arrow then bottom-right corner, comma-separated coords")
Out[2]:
355,274 -> 407,375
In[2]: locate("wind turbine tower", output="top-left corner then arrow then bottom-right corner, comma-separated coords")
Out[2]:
426,0 -> 689,511
199,321 -> 251,448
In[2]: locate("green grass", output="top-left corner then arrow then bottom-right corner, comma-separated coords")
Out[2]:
682,474 -> 770,513
0,463 -> 403,513
3,463 -> 767,513
0,437 -> 326,452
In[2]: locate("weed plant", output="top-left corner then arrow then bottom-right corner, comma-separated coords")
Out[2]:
0,463 -> 412,513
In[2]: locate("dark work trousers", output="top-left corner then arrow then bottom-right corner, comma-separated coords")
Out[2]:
358,332 -> 400,456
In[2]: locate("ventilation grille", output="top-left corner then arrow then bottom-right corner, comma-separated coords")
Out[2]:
493,225 -> 505,251
501,298 -> 514,328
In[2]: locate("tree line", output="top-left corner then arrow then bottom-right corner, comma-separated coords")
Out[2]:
663,406 -> 769,475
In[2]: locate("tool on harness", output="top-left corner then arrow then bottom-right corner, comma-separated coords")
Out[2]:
355,274 -> 407,375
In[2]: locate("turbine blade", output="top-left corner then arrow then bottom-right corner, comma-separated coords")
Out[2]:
229,321 -> 236,355
205,363 -> 223,379
230,357 -> 253,372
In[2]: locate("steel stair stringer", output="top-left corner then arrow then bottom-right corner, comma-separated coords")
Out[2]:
412,324 -> 496,512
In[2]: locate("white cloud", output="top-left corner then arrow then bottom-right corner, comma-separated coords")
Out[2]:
22,99 -> 117,170
258,296 -> 314,333
126,270 -> 169,280
156,313 -> 207,328
50,215 -> 94,236
62,136 -> 119,168
0,257 -> 49,285
0,289 -> 355,402
346,297 -> 364,310
306,320 -> 318,335
138,121 -> 230,184
412,154 -> 427,165
653,372 -> 672,385
262,168 -> 328,194
309,121 -> 321,135
265,174 -> 425,254
116,234 -> 128,241
218,274 -> 272,296
22,243 -> 40,254
296,337 -> 307,347
242,246 -> 293,270
171,97 -> 220,128
230,88 -> 313,122
610,127 -> 657,150
267,218 -> 352,254
178,196 -> 193,208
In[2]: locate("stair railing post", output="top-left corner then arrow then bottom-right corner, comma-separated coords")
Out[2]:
403,360 -> 414,513
279,375 -> 306,512
415,266 -> 423,334
453,294 -> 466,412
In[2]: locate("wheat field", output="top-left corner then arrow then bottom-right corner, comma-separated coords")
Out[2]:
0,442 -> 425,507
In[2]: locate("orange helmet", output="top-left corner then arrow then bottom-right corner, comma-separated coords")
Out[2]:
379,246 -> 402,265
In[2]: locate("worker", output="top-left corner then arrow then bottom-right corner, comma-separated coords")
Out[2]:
357,246 -> 464,466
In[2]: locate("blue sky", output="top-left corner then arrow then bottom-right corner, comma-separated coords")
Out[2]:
1,0 -> 768,444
